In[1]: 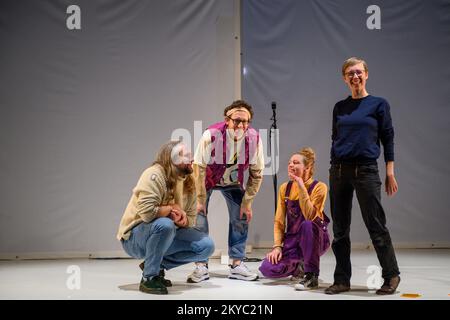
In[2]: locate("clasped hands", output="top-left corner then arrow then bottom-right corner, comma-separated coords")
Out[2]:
169,203 -> 188,227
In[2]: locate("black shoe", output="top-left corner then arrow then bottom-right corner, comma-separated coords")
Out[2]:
139,262 -> 172,287
324,283 -> 351,295
295,272 -> 319,290
139,276 -> 168,295
291,261 -> 305,281
376,276 -> 401,295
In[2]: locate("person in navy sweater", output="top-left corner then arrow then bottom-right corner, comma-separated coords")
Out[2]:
325,57 -> 401,295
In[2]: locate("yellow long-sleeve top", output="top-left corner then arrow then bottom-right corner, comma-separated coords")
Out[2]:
273,177 -> 328,248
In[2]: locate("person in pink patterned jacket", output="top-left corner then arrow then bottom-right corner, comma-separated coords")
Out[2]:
187,100 -> 265,283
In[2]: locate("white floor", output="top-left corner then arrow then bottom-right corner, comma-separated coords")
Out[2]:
1,249 -> 449,300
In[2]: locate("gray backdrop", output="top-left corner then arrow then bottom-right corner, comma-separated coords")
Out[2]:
0,0 -> 238,258
243,0 -> 450,248
1,0 -> 449,258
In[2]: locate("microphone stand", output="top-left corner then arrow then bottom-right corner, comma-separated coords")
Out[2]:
244,102 -> 278,264
269,102 -> 278,214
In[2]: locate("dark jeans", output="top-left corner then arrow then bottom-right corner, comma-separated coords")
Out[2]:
329,163 -> 400,285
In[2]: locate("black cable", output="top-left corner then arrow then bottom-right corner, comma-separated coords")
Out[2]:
243,256 -> 262,262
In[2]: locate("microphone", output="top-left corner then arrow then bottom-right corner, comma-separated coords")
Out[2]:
270,101 -> 277,125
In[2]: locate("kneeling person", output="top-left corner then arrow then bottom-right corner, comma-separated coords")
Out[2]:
259,147 -> 330,290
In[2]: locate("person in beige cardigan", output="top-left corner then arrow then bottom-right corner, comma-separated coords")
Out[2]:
117,140 -> 214,295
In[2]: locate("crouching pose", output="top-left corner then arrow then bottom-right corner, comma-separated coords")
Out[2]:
259,147 -> 330,290
117,140 -> 215,294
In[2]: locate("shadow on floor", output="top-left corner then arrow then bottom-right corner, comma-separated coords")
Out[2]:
259,279 -> 293,286
307,283 -> 398,297
118,281 -> 222,295
258,278 -> 392,297
208,272 -> 230,279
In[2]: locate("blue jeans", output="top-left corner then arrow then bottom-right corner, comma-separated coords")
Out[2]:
195,185 -> 248,260
121,217 -> 214,278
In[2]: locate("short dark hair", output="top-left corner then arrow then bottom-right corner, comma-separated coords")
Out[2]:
223,100 -> 254,119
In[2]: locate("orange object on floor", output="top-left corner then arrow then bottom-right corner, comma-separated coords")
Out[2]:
401,293 -> 421,298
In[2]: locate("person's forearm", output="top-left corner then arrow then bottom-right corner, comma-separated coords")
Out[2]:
386,161 -> 395,176
156,205 -> 173,218
242,169 -> 263,208
273,225 -> 284,248
193,164 -> 207,205
298,185 -> 316,220
273,198 -> 286,247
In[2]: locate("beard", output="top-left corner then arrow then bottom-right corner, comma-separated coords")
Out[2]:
176,164 -> 193,176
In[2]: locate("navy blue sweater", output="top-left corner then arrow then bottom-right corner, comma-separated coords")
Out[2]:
331,95 -> 394,164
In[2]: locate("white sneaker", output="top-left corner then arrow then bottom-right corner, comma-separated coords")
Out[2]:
187,264 -> 209,283
228,262 -> 259,281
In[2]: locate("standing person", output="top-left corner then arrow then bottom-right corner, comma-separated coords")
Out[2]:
188,100 -> 264,282
259,147 -> 330,290
325,57 -> 401,295
117,140 -> 215,294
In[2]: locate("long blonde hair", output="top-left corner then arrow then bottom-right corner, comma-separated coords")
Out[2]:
293,147 -> 316,179
152,140 -> 195,201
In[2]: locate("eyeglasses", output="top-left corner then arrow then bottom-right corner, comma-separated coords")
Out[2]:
345,70 -> 365,78
227,116 -> 250,127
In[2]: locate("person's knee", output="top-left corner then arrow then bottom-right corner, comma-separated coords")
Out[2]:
258,260 -> 271,276
201,236 -> 215,256
371,232 -> 392,248
231,219 -> 248,234
332,225 -> 350,240
193,236 -> 215,258
260,258 -> 272,270
153,217 -> 176,234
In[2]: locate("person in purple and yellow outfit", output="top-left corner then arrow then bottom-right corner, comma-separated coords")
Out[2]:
259,147 -> 330,290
